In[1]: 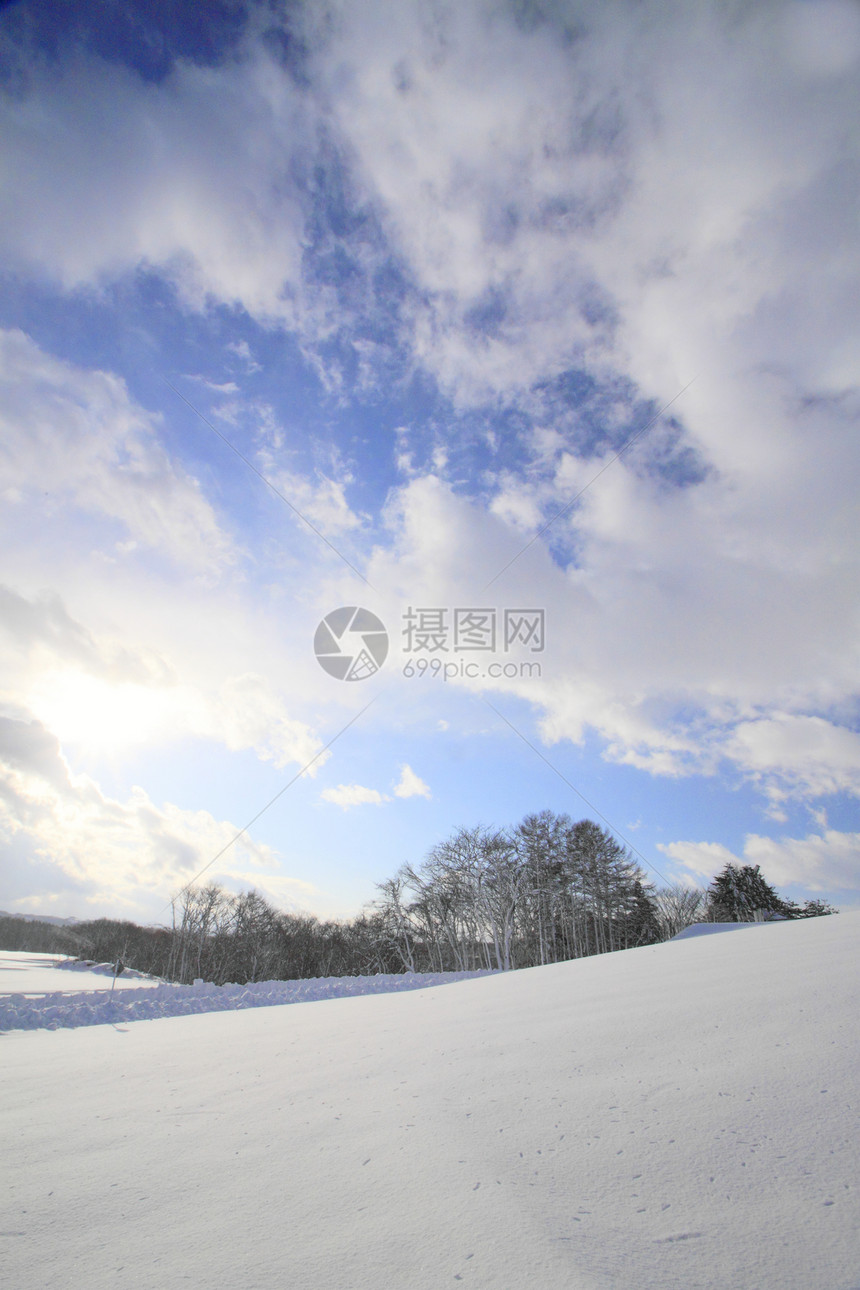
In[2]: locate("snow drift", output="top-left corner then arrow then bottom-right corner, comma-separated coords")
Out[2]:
0,961 -> 494,1032
1,914 -> 857,1290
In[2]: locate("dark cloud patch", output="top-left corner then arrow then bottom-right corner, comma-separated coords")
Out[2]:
0,0 -> 248,87
463,286 -> 509,340
0,713 -> 71,791
297,136 -> 421,394
0,830 -> 94,914
0,586 -> 99,668
530,367 -> 634,453
0,586 -> 176,685
642,416 -> 711,490
481,203 -> 520,247
259,12 -> 311,88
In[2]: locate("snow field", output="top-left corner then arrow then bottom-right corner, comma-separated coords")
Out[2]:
0,951 -> 164,997
1,915 -> 858,1290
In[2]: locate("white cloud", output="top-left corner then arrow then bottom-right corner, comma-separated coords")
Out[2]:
307,2 -> 848,406
0,49 -> 311,321
660,828 -> 860,894
393,764 -> 431,799
725,716 -> 860,808
320,783 -> 388,809
266,466 -> 363,538
0,330 -> 235,577
206,673 -> 327,771
195,378 -> 240,395
324,0 -> 860,812
489,475 -> 544,534
312,1 -> 618,403
369,457 -> 860,806
657,840 -> 740,883
317,0 -> 859,806
225,340 -> 262,373
2,4 -> 855,414
0,584 -> 174,688
0,3 -> 857,856
0,713 -> 303,921
0,583 -> 326,771
743,829 -> 860,893
233,402 -> 367,539
0,329 -> 356,786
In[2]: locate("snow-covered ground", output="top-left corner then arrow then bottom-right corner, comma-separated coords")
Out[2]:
0,951 -> 164,997
1,916 -> 857,1290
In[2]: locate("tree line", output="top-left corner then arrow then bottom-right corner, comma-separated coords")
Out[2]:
372,813 -> 833,972
375,814 -> 660,972
0,812 -> 835,984
0,893 -> 403,986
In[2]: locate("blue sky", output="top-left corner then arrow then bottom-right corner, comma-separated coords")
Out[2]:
1,0 -> 859,923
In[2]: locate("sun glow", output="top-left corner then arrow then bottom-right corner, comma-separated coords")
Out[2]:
31,672 -> 172,752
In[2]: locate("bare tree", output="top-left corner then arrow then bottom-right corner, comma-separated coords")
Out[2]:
653,884 -> 708,939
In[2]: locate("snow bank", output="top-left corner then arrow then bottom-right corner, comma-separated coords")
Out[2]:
0,965 -> 495,1031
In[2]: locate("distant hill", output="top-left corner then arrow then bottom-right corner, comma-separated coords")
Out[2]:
0,910 -> 80,926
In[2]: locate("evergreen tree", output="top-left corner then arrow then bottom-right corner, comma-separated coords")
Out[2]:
624,879 -> 662,946
780,897 -> 838,919
707,863 -> 787,921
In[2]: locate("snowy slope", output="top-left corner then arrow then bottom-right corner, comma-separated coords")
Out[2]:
670,920 -> 785,940
1,915 -> 858,1290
